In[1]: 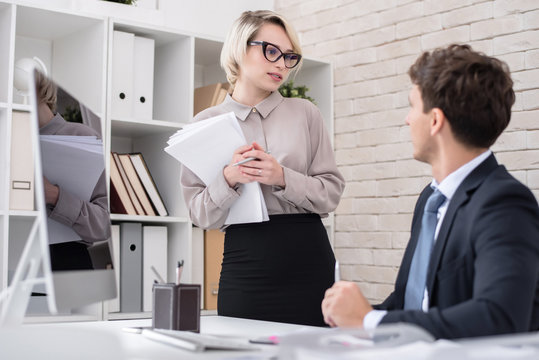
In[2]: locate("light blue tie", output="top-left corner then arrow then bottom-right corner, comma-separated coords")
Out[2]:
404,189 -> 446,310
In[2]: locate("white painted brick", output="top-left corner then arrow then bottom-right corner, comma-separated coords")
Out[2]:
399,125 -> 411,142
377,37 -> 422,61
341,180 -> 377,198
346,265 -> 399,283
335,231 -> 393,248
471,15 -> 523,40
373,283 -> 395,301
334,99 -> 354,117
396,158 -> 432,177
373,248 -> 405,266
496,149 -> 539,170
525,49 -> 539,68
513,91 -> 524,112
335,247 -> 374,265
377,74 -> 410,95
528,169 -> 539,187
335,47 -> 377,69
354,59 -> 397,82
336,214 -> 378,232
352,197 -> 398,214
335,81 -> 378,101
523,89 -> 539,110
396,54 -> 420,74
353,93 -> 396,114
336,198 -> 354,214
392,231 -> 412,249
335,132 -> 357,149
362,108 -> 409,130
350,162 -> 397,180
510,170 -> 528,184
316,37 -> 356,57
393,89 -> 410,109
424,0 -> 474,16
353,25 -> 396,50
374,142 -> 414,162
497,51 -> 526,72
336,147 -> 375,165
493,0 -> 539,17
494,30 -> 539,55
444,3 -> 493,29
377,176 -> 432,196
334,67 -> 355,86
491,130 -> 528,152
392,195 -> 418,214
379,214 -> 414,232
421,26 -> 470,51
334,114 -> 372,134
468,39 -> 494,56
357,127 -> 401,146
527,130 -> 539,149
508,110 -> 539,131
511,69 -> 539,91
340,12 -> 380,36
396,14 -> 442,40
379,2 -> 424,27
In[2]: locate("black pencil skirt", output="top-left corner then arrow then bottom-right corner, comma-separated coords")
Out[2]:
217,213 -> 335,326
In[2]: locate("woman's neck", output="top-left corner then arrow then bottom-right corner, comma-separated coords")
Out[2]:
231,81 -> 271,107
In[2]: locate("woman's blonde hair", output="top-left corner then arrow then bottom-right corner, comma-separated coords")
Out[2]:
220,10 -> 302,89
34,69 -> 57,113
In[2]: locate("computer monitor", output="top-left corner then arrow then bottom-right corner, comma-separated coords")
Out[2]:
0,68 -> 116,326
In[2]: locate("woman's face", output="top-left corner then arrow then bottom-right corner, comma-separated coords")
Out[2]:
238,23 -> 294,93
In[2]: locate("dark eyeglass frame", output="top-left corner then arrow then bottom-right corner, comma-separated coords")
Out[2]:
248,40 -> 302,69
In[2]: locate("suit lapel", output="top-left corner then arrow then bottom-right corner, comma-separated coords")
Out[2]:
425,154 -> 500,296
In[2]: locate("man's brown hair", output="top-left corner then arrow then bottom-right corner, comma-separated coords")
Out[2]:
409,44 -> 515,148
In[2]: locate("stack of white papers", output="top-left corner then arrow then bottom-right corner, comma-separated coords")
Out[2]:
164,112 -> 268,225
40,135 -> 105,244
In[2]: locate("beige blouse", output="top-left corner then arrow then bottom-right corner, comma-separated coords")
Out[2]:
180,91 -> 345,229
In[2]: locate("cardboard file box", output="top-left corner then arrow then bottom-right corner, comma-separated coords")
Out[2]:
152,283 -> 201,333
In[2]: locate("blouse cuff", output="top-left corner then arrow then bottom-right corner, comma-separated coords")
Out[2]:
49,188 -> 82,227
208,171 -> 241,209
273,166 -> 306,206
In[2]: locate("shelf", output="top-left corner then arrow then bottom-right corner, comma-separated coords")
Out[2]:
111,118 -> 185,138
11,103 -> 30,112
110,214 -> 190,224
8,209 -> 39,218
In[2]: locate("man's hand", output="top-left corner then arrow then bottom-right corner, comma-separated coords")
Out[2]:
321,281 -> 373,328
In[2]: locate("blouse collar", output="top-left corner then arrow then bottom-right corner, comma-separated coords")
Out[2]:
222,91 -> 284,121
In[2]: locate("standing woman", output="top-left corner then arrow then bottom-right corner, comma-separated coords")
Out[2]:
180,10 -> 344,326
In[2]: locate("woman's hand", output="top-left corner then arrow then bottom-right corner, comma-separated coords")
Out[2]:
223,142 -> 285,188
237,142 -> 285,187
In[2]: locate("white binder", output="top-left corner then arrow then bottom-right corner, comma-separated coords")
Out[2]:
133,36 -> 155,120
9,111 -> 34,210
142,226 -> 168,312
111,31 -> 135,119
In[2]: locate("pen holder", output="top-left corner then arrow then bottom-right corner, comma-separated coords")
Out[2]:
152,283 -> 201,333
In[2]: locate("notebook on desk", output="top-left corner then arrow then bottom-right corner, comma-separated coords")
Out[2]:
124,327 -> 260,352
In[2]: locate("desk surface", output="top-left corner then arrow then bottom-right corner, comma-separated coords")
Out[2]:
2,315 -> 539,360
1,315 -> 311,360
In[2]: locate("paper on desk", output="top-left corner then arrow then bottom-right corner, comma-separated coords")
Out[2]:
164,112 -> 268,225
40,135 -> 105,244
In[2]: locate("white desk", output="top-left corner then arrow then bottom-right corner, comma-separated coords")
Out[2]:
2,316 -> 539,360
0,315 -> 311,360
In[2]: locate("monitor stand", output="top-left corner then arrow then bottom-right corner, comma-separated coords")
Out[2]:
0,218 -> 50,327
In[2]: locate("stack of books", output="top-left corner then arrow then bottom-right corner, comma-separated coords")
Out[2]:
110,152 -> 168,216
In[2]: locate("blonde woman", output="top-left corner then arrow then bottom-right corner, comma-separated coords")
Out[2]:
180,10 -> 344,326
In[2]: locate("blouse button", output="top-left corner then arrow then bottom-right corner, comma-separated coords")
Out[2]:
252,108 -> 257,113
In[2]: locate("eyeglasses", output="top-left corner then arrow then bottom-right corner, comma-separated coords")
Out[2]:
248,41 -> 302,69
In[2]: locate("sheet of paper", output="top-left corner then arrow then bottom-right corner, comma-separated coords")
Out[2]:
164,112 -> 268,224
40,135 -> 105,244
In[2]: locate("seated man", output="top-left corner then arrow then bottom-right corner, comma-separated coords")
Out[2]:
322,44 -> 539,339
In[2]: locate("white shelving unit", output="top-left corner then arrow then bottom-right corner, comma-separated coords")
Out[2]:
0,0 -> 335,322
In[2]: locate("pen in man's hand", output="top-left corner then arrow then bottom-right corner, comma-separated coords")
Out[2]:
334,260 -> 341,283
232,151 -> 271,167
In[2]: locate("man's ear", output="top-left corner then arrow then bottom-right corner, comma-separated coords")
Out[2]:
430,108 -> 445,136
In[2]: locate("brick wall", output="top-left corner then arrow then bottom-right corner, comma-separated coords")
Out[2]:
275,0 -> 539,302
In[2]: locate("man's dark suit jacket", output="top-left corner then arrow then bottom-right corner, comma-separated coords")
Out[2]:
375,154 -> 539,339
